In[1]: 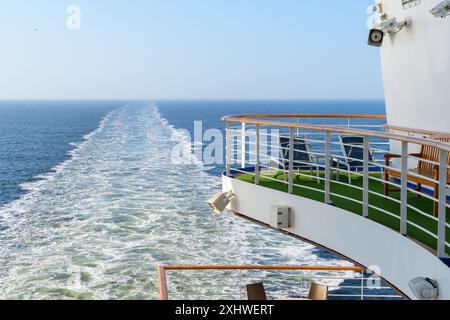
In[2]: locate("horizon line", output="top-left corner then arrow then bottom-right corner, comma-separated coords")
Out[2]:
0,98 -> 386,102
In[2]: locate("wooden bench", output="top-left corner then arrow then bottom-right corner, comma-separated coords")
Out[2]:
383,135 -> 450,217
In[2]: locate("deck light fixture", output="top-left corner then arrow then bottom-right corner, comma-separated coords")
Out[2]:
430,0 -> 450,18
368,17 -> 411,47
377,18 -> 411,34
207,191 -> 235,214
408,277 -> 439,300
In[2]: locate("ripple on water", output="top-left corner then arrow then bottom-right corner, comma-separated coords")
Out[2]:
0,104 -> 351,299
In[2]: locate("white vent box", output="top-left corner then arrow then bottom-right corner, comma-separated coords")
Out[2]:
270,205 -> 291,229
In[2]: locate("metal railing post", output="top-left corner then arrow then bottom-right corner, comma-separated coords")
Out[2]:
400,141 -> 408,236
255,125 -> 260,185
360,272 -> 364,300
226,121 -> 232,177
437,150 -> 448,258
325,131 -> 331,204
288,127 -> 294,194
363,136 -> 369,218
241,123 -> 246,169
157,266 -> 169,300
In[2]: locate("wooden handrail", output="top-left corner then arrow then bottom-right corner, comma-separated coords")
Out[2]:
385,124 -> 450,137
157,266 -> 169,300
157,265 -> 364,300
222,114 -> 386,120
222,114 -> 450,153
160,265 -> 362,271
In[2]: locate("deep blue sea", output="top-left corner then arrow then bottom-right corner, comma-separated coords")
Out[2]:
155,100 -> 386,175
0,100 -> 385,207
0,101 -> 128,207
0,100 -> 389,299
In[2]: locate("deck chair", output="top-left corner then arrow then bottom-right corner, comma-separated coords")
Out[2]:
247,283 -> 267,301
384,134 -> 450,216
307,283 -> 328,300
269,136 -> 319,183
334,136 -> 375,184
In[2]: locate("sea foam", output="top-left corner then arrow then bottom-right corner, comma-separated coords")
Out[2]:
0,103 -> 349,299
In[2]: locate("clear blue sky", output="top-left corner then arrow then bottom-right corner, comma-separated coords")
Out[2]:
0,0 -> 383,100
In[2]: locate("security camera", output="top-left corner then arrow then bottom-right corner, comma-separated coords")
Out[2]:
430,0 -> 450,18
368,29 -> 384,47
408,277 -> 439,300
207,191 -> 234,214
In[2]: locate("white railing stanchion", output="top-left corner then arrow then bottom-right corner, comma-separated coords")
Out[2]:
325,131 -> 331,204
363,136 -> 369,218
226,121 -> 232,177
255,125 -> 260,185
437,150 -> 448,258
223,114 -> 450,262
360,272 -> 364,300
400,142 -> 408,236
288,127 -> 294,194
241,122 -> 246,169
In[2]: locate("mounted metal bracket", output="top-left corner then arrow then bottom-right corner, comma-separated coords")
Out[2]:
402,0 -> 421,9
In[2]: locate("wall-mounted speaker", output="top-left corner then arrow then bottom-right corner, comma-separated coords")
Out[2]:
368,29 -> 384,47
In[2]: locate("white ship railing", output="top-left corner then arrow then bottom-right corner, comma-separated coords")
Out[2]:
157,265 -> 404,300
223,114 -> 450,259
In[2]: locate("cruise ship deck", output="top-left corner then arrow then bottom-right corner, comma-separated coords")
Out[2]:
215,113 -> 450,299
158,114 -> 450,300
223,114 -> 450,257
236,170 -> 449,255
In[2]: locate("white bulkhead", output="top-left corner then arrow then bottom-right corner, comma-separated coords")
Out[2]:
375,0 -> 449,133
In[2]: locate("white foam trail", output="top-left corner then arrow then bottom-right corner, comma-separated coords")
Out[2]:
0,103 -> 350,299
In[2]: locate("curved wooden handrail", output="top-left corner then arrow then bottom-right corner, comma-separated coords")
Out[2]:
160,265 -> 362,271
223,114 -> 450,153
222,114 -> 386,120
385,124 -> 450,137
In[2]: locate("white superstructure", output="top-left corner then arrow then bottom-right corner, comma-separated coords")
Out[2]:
376,0 -> 449,133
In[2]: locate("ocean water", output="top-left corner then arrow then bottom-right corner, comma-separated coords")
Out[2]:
0,100 -> 387,299
0,101 -> 125,207
155,100 -> 386,177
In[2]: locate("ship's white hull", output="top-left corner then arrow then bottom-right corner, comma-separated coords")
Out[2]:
223,174 -> 450,299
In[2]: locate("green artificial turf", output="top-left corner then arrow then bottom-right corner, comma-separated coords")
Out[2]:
237,171 -> 450,256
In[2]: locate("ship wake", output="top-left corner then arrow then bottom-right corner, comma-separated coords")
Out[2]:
0,103 -> 349,299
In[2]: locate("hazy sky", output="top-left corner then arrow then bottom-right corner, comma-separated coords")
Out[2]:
0,0 -> 384,100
